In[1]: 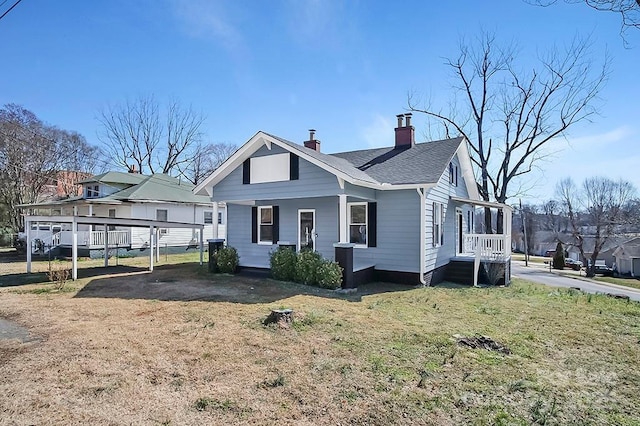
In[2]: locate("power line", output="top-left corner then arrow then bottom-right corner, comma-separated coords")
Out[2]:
0,0 -> 23,22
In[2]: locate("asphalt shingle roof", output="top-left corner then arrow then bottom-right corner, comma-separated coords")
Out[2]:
619,237 -> 640,258
332,137 -> 464,185
267,132 -> 464,186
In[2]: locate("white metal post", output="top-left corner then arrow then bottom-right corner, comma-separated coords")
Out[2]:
199,227 -> 204,266
149,226 -> 154,272
104,224 -> 109,267
72,217 -> 78,280
26,218 -> 32,273
155,228 -> 160,262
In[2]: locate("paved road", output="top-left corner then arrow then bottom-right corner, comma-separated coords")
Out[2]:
511,261 -> 640,302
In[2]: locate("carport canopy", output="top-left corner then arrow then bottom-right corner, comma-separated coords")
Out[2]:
24,215 -> 205,280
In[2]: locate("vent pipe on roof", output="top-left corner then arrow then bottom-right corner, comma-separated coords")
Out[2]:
394,113 -> 415,149
304,129 -> 321,152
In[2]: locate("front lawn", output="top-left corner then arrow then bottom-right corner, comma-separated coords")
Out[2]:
594,275 -> 640,291
1,254 -> 639,425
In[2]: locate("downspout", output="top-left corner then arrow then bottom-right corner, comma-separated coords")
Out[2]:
417,187 -> 426,285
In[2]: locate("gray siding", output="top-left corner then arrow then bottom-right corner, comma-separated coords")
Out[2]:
227,197 -> 339,268
353,189 -> 421,273
213,145 -> 341,202
425,153 -> 475,271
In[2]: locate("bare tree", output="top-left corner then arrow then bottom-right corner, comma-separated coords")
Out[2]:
179,141 -> 237,185
409,32 -> 608,233
556,177 -> 636,276
528,0 -> 640,42
98,96 -> 206,175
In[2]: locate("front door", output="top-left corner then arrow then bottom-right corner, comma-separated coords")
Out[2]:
298,209 -> 316,251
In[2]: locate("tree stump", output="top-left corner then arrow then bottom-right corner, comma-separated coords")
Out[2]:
264,309 -> 294,327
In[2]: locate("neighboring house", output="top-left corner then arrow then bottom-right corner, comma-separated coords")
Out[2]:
565,235 -> 625,267
613,237 -> 640,277
21,172 -> 224,256
194,114 -> 512,286
40,170 -> 91,200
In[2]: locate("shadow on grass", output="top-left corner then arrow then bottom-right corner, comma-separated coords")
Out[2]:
73,263 -> 417,304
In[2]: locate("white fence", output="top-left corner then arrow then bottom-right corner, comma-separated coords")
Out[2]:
58,230 -> 131,248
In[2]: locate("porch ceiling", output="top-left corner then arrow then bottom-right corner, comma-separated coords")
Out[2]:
450,196 -> 513,211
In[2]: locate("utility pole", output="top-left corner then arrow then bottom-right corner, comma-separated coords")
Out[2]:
520,198 -> 529,267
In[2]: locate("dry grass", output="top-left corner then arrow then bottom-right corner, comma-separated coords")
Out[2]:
1,253 -> 640,425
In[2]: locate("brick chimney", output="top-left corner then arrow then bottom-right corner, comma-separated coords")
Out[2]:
394,113 -> 415,149
304,129 -> 320,152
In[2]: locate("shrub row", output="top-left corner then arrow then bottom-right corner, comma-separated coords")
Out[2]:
269,247 -> 343,289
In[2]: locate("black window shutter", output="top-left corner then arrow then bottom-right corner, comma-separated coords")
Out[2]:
289,154 -> 299,180
272,206 -> 280,244
243,159 -> 251,184
251,206 -> 258,243
368,202 -> 377,247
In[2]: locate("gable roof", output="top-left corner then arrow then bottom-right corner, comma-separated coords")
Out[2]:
614,237 -> 640,258
194,131 -> 479,198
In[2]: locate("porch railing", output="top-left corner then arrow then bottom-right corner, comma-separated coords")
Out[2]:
462,234 -> 511,260
90,230 -> 130,247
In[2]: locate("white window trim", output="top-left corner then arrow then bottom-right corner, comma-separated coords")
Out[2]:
258,205 -> 273,245
348,202 -> 368,248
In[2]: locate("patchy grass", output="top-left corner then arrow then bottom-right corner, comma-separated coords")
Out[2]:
512,253 -> 548,264
1,254 -> 639,424
595,275 -> 640,291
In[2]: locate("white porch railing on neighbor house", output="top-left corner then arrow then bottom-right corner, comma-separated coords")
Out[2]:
58,230 -> 131,248
462,234 -> 511,261
90,230 -> 130,247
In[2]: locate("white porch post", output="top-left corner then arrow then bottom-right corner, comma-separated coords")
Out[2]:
199,226 -> 204,266
212,202 -> 219,240
104,224 -> 109,267
72,217 -> 78,280
149,226 -> 154,272
26,217 -> 32,273
338,194 -> 348,243
504,208 -> 512,257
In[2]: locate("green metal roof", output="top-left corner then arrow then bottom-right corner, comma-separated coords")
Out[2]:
98,174 -> 211,204
78,171 -> 147,185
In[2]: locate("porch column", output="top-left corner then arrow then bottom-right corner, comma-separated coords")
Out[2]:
104,224 -> 109,267
504,208 -> 512,257
72,217 -> 78,280
338,194 -> 348,243
89,205 -> 93,241
212,202 -> 219,240
149,226 -> 154,272
26,217 -> 32,273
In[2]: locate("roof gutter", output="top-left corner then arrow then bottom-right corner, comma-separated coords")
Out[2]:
417,187 -> 427,286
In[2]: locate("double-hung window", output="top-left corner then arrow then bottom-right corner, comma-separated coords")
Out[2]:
433,202 -> 444,247
86,184 -> 99,198
258,206 -> 273,244
348,203 -> 367,246
156,209 -> 168,235
204,211 -> 213,224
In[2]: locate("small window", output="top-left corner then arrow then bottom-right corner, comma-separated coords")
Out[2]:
218,211 -> 223,225
258,206 -> 273,244
449,163 -> 458,186
86,184 -> 100,198
156,209 -> 168,222
433,202 -> 444,247
108,208 -> 116,230
204,211 -> 213,224
348,203 -> 367,246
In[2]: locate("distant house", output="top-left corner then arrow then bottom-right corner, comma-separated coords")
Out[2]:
40,170 -> 92,200
21,172 -> 224,257
612,237 -> 640,277
195,114 -> 512,287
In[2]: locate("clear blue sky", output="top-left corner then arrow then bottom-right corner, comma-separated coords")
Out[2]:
2,0 -> 638,203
